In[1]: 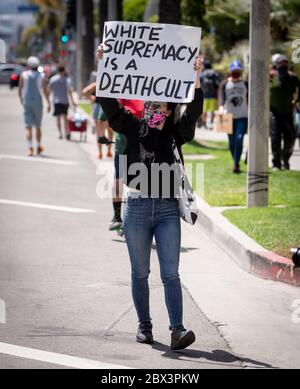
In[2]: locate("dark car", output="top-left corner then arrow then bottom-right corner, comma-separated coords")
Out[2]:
0,64 -> 24,87
9,67 -> 24,89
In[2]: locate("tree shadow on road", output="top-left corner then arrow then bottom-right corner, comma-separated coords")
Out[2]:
151,342 -> 277,369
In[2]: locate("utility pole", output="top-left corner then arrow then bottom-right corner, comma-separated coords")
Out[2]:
99,0 -> 108,41
76,0 -> 82,94
247,0 -> 270,207
108,0 -> 117,20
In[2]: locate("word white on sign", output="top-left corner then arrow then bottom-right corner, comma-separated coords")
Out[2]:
292,39 -> 300,64
96,21 -> 201,103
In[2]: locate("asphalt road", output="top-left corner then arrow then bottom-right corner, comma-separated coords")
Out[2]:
0,85 -> 299,369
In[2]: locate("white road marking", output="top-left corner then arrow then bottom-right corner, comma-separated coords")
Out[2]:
0,342 -> 131,369
0,154 -> 78,166
0,199 -> 95,213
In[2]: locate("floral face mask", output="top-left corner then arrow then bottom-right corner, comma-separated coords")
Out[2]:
144,101 -> 167,128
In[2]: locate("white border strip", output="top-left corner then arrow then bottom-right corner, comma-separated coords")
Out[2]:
0,342 -> 131,369
0,154 -> 78,166
0,199 -> 95,214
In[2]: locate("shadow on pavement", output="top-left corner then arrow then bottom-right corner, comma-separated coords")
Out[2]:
151,342 -> 277,369
111,240 -> 200,254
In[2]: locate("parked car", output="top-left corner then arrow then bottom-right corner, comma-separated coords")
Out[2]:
9,67 -> 24,89
0,64 -> 24,85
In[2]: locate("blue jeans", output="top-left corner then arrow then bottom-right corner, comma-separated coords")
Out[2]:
228,118 -> 248,165
123,194 -> 182,329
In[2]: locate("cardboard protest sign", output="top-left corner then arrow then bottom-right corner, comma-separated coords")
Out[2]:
213,112 -> 233,134
96,21 -> 201,103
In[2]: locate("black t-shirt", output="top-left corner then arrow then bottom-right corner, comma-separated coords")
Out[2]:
99,88 -> 204,197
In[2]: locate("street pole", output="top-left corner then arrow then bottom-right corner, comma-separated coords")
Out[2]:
76,0 -> 83,94
247,0 -> 270,207
108,0 -> 117,20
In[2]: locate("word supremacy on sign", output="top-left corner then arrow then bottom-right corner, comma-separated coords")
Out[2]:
96,21 -> 201,103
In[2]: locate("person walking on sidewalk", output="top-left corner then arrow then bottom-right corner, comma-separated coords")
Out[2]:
109,98 -> 144,233
199,60 -> 219,129
18,56 -> 50,156
47,64 -> 76,140
219,61 -> 248,174
96,45 -> 204,351
270,55 -> 299,170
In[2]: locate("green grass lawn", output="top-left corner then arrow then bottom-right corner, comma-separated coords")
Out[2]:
79,102 -> 92,116
183,140 -> 300,257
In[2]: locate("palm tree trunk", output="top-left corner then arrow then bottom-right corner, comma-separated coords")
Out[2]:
81,0 -> 95,85
99,0 -> 108,42
159,0 -> 181,24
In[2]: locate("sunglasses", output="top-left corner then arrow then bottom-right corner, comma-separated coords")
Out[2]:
144,101 -> 162,111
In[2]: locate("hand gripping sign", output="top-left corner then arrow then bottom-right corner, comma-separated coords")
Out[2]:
96,21 -> 201,103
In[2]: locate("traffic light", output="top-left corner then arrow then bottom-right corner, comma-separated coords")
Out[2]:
60,30 -> 69,44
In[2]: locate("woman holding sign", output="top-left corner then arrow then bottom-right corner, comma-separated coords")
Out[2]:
96,44 -> 203,351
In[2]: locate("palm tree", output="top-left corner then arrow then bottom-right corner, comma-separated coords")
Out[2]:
99,0 -> 108,41
28,0 -> 65,59
81,0 -> 95,85
159,0 -> 181,24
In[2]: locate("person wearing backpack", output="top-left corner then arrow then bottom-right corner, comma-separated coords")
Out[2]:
18,56 -> 50,156
199,60 -> 219,128
219,61 -> 248,173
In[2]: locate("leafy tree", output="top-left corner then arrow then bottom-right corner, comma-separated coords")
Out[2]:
26,0 -> 65,59
205,0 -> 249,53
181,0 -> 207,30
123,0 -> 148,22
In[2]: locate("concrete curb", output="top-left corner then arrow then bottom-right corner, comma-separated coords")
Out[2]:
195,195 -> 300,288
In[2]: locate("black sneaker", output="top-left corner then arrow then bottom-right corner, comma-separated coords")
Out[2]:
136,321 -> 154,344
232,164 -> 241,174
98,136 -> 113,145
170,326 -> 195,350
283,161 -> 290,170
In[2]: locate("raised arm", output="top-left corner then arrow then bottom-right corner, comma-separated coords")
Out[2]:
96,44 -> 139,136
172,56 -> 204,145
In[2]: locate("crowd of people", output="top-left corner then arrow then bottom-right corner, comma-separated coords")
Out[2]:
18,56 -> 77,156
199,55 -> 300,173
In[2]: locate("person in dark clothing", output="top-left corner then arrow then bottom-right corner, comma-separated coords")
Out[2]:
96,44 -> 204,350
270,55 -> 299,170
199,60 -> 219,128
